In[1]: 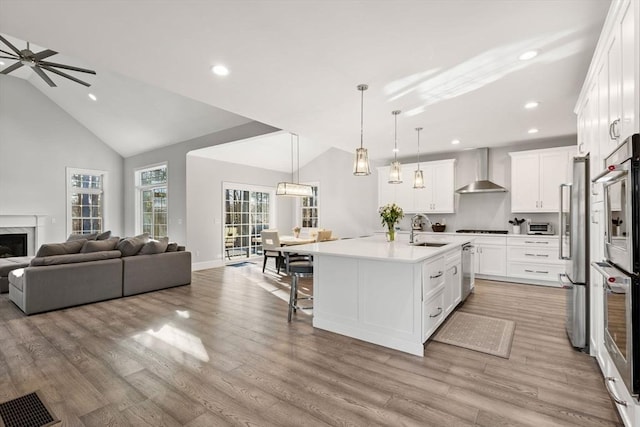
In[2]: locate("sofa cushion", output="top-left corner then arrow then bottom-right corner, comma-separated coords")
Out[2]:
116,233 -> 150,257
96,230 -> 112,240
36,239 -> 86,257
0,257 -> 33,276
81,237 -> 119,253
67,232 -> 98,241
30,250 -> 122,266
138,237 -> 169,255
166,242 -> 178,252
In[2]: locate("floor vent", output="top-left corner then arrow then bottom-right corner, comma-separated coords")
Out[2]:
0,391 -> 59,427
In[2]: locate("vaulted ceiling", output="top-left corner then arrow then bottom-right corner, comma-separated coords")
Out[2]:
0,0 -> 611,168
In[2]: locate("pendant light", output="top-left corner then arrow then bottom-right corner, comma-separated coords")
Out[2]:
413,127 -> 425,189
353,84 -> 371,176
276,133 -> 313,197
388,110 -> 402,184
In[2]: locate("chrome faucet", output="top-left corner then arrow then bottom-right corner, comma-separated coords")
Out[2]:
410,213 -> 432,243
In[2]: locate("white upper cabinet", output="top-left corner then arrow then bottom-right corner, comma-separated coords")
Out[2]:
510,146 -> 575,213
378,159 -> 455,213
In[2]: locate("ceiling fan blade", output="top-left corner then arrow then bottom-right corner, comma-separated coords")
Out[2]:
41,65 -> 91,87
32,66 -> 57,87
0,55 -> 18,60
33,49 -> 57,60
38,60 -> 96,75
0,49 -> 19,58
0,61 -> 24,74
0,35 -> 22,56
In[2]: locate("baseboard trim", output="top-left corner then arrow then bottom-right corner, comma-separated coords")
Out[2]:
192,260 -> 224,271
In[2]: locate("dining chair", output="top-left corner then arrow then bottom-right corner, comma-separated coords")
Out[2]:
316,229 -> 332,242
260,230 -> 283,273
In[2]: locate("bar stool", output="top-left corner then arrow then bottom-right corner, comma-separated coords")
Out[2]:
285,252 -> 313,322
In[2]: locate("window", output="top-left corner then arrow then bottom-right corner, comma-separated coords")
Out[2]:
136,164 -> 168,239
223,183 -> 274,260
298,184 -> 319,228
67,168 -> 106,235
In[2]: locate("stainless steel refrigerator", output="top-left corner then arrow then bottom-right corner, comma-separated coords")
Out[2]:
559,155 -> 589,350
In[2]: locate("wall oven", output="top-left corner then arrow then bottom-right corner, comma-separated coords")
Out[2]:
592,133 -> 640,399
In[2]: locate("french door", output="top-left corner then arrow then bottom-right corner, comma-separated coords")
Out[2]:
223,183 -> 274,260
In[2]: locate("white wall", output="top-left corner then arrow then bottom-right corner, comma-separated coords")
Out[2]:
298,147 -> 378,238
382,136 -> 576,232
186,154 -> 294,268
0,77 -> 124,243
123,121 -> 279,249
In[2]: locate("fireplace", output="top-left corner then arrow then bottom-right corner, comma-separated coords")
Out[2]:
0,233 -> 28,258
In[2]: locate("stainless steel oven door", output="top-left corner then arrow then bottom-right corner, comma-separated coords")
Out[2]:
592,261 -> 634,395
601,167 -> 632,273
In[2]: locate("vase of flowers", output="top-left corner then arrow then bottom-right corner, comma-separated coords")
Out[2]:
292,226 -> 301,238
379,203 -> 404,242
508,217 -> 525,234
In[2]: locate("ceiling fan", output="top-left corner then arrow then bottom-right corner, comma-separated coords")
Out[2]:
0,35 -> 96,87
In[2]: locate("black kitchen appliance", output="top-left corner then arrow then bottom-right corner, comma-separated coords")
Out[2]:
592,133 -> 640,399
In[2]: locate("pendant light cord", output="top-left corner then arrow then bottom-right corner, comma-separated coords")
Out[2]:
360,88 -> 364,149
296,134 -> 300,184
416,127 -> 422,169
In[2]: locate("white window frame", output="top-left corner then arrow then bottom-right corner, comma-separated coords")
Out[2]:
296,182 -> 320,231
222,182 -> 276,261
66,167 -> 107,236
135,162 -> 169,239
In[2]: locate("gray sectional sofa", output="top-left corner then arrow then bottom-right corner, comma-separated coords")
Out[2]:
7,233 -> 191,315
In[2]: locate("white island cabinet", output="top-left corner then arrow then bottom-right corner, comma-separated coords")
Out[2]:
281,235 -> 471,356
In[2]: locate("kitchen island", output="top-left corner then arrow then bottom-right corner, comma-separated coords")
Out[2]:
281,234 -> 473,356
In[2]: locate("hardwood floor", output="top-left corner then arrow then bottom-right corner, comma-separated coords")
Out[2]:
0,264 -> 623,426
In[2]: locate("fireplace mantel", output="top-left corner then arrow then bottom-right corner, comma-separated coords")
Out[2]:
0,215 -> 47,256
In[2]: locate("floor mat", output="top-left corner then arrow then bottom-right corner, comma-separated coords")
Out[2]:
0,391 -> 59,427
431,311 -> 515,358
227,261 -> 256,268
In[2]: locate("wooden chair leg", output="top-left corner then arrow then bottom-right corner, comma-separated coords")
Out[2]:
288,274 -> 298,322
262,255 -> 267,273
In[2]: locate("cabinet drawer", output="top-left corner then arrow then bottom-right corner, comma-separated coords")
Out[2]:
473,236 -> 507,246
507,247 -> 562,264
507,261 -> 564,282
508,236 -> 558,248
423,256 -> 445,298
423,288 -> 445,340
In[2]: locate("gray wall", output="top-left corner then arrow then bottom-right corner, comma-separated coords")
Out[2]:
298,147 -> 378,238
380,136 -> 576,232
186,154 -> 294,267
123,121 -> 279,249
0,77 -> 124,243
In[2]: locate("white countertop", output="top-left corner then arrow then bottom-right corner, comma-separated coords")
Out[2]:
280,234 -> 473,263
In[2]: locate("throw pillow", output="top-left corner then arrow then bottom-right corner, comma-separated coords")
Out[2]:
96,230 -> 112,240
67,232 -> 98,241
116,233 -> 150,257
138,237 -> 169,255
36,239 -> 86,257
166,242 -> 178,252
80,237 -> 119,253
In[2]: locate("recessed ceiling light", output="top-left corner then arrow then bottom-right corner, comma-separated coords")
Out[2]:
451,139 -> 460,145
0,60 -> 4,66
211,64 -> 229,76
519,50 -> 538,61
392,148 -> 399,153
88,93 -> 97,101
528,128 -> 539,134
524,101 -> 539,109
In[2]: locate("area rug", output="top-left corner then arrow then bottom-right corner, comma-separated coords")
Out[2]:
431,311 -> 516,358
0,390 -> 59,427
227,261 -> 256,268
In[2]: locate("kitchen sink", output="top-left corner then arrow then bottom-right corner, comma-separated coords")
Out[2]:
412,242 -> 448,247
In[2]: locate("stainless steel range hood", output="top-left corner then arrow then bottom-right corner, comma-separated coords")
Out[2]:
455,148 -> 507,194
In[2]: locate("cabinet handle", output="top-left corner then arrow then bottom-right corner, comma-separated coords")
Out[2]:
609,119 -> 621,140
525,269 -> 549,274
536,254 -> 549,257
429,307 -> 443,318
605,377 -> 628,407
524,253 -> 536,257
536,241 -> 549,244
540,200 -> 543,208
430,271 -> 443,279
578,142 -> 585,153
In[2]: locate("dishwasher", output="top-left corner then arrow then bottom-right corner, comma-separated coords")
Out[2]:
461,243 -> 475,301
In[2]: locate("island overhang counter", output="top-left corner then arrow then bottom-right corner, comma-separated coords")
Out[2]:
281,234 -> 473,356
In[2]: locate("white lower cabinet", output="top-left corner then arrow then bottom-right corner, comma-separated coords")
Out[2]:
598,349 -> 637,426
422,248 -> 462,342
506,236 -> 565,286
423,287 -> 445,341
444,249 -> 462,314
474,236 -> 507,277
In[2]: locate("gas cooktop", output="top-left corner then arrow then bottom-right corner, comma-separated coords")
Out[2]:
455,229 -> 509,234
